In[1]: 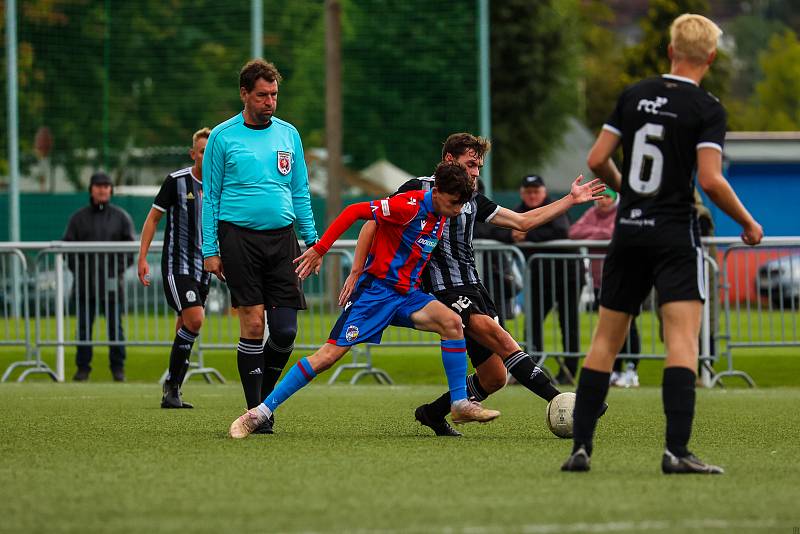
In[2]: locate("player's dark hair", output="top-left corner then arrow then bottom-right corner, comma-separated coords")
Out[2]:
441,133 -> 491,161
239,59 -> 283,92
433,162 -> 474,204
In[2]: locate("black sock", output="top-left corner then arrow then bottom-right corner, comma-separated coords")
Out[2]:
572,368 -> 611,456
261,336 -> 292,399
466,373 -> 489,401
662,366 -> 696,457
504,350 -> 559,402
168,327 -> 197,386
237,338 -> 264,409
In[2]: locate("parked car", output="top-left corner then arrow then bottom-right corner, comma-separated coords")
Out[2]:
757,254 -> 800,308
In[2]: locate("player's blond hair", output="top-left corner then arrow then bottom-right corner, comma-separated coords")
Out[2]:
670,14 -> 722,64
192,127 -> 211,147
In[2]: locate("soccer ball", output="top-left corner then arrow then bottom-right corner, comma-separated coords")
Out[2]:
546,392 -> 576,438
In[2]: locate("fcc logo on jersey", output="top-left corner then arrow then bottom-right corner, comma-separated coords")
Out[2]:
186,290 -> 197,303
345,325 -> 359,342
277,151 -> 292,176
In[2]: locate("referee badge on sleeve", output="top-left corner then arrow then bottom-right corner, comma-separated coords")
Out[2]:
277,151 -> 292,176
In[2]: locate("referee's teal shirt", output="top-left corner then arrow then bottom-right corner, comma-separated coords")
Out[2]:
201,112 -> 318,257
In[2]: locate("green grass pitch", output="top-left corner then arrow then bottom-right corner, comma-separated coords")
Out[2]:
1,378 -> 799,533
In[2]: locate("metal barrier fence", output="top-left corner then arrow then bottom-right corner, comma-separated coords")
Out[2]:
1,238 -> 797,386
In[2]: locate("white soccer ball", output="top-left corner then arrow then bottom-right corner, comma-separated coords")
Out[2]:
546,392 -> 576,438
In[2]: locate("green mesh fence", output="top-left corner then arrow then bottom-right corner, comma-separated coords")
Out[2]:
1,0 -> 479,196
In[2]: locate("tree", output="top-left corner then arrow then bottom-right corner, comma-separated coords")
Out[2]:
622,0 -> 731,102
743,30 -> 800,130
577,0 -> 627,132
489,0 -> 582,186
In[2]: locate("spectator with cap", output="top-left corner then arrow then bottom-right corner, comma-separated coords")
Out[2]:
63,171 -> 136,382
569,187 -> 641,387
497,174 -> 584,384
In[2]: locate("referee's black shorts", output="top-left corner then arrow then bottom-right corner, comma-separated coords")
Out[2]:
434,283 -> 504,368
218,221 -> 307,309
599,243 -> 706,316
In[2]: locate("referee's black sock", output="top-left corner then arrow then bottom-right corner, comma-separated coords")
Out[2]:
572,368 -> 610,456
237,338 -> 264,409
261,336 -> 293,400
427,373 -> 489,420
168,327 -> 197,386
504,350 -> 560,402
662,366 -> 696,458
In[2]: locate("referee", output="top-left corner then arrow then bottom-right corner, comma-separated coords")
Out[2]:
202,59 -> 319,434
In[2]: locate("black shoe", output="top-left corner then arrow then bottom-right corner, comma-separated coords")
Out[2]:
561,445 -> 591,472
414,404 -> 462,437
662,450 -> 724,474
160,383 -> 193,409
111,368 -> 126,382
252,414 -> 275,434
73,368 -> 90,382
598,402 -> 609,418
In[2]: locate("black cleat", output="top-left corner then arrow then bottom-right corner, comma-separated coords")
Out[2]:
415,404 -> 462,437
561,445 -> 591,472
111,368 -> 126,382
161,383 -> 193,409
598,402 -> 609,418
251,414 -> 275,434
662,450 -> 724,474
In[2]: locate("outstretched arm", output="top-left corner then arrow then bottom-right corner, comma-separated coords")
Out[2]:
338,221 -> 377,306
490,175 -> 605,231
294,202 -> 374,280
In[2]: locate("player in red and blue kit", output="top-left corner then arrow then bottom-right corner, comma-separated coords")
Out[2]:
228,162 -> 502,438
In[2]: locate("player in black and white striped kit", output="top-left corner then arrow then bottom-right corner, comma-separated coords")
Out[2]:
561,14 -> 763,474
138,127 -> 213,409
341,133 -> 605,436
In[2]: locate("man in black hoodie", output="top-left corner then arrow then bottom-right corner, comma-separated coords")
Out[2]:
500,174 -> 584,384
63,172 -> 136,382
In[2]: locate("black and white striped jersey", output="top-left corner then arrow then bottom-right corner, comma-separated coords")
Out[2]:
153,167 -> 210,283
395,177 -> 500,292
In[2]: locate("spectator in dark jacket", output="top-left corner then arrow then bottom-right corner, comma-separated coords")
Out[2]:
496,175 -> 583,384
63,171 -> 135,382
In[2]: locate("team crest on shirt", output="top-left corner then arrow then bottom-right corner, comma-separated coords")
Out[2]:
345,325 -> 359,342
277,151 -> 292,176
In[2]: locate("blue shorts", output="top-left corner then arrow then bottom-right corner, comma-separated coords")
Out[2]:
328,274 -> 436,346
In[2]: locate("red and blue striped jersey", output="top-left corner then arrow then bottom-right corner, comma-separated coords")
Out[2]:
365,190 -> 445,294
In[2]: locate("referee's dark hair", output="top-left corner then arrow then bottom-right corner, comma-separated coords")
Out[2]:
433,161 -> 474,204
240,59 -> 283,92
441,132 -> 491,161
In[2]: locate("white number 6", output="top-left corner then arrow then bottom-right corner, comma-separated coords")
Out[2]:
628,123 -> 664,195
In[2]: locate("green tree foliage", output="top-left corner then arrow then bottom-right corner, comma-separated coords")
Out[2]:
489,0 -> 581,186
726,14 -> 788,99
341,0 -> 478,176
622,0 -> 730,102
577,0 -> 627,132
739,30 -> 800,130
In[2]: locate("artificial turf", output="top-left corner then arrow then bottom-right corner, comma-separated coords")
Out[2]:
1,381 -> 798,533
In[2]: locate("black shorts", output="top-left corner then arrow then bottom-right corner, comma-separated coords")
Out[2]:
600,243 -> 706,316
163,274 -> 210,313
218,221 -> 307,309
434,283 -> 504,367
